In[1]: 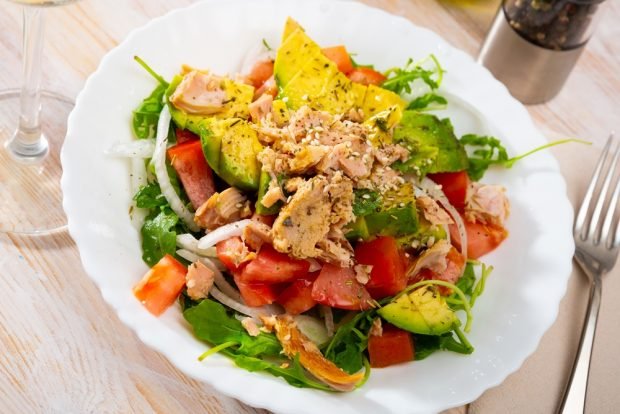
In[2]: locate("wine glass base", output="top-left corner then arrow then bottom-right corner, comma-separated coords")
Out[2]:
0,89 -> 73,234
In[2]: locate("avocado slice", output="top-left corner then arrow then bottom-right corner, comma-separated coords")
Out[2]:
364,183 -> 418,237
199,118 -> 262,191
392,110 -> 469,176
364,104 -> 403,147
255,170 -> 282,215
378,286 -> 460,335
273,20 -> 396,117
344,216 -> 370,241
361,84 -> 406,120
282,17 -> 303,43
396,215 -> 447,249
274,27 -> 323,88
166,74 -> 254,135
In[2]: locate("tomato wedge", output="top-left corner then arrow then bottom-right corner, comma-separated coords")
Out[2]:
247,59 -> 274,89
133,254 -> 187,316
311,264 -> 372,311
175,128 -> 199,144
411,246 -> 465,295
167,140 -> 216,209
233,273 -> 283,307
368,324 -> 415,368
216,237 -> 248,271
239,244 -> 310,284
355,236 -> 406,299
347,67 -> 386,86
427,171 -> 470,209
276,273 -> 319,314
450,216 -> 508,259
322,46 -> 354,74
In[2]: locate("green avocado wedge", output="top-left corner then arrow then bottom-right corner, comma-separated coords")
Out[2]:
378,286 -> 460,335
392,110 -> 469,176
199,118 -> 262,191
273,19 -> 404,119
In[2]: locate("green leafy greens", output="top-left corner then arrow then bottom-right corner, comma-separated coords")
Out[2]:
132,56 -> 169,139
461,134 -> 589,181
382,55 -> 447,111
183,299 -> 332,391
324,309 -> 377,374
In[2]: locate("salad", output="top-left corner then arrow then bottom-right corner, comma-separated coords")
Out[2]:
123,18 -> 554,392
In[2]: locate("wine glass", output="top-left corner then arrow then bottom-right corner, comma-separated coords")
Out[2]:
0,0 -> 80,234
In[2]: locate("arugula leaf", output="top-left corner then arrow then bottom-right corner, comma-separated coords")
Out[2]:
324,310 -> 376,374
132,83 -> 168,139
132,56 -> 169,139
413,330 -> 474,360
456,262 -> 477,296
183,299 -> 282,358
381,55 -> 444,96
140,208 -> 179,267
461,134 -> 588,181
232,353 -> 332,391
133,182 -> 168,209
184,300 -> 334,391
406,92 -> 447,111
352,189 -> 382,217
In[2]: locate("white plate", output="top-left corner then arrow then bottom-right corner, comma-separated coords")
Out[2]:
61,0 -> 574,413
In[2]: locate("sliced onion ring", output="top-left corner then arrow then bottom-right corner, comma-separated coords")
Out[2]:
197,219 -> 252,249
153,106 -> 198,231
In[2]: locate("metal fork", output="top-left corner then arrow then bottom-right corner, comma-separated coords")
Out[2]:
558,134 -> 620,414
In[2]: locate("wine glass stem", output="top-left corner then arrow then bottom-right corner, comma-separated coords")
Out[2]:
6,6 -> 49,162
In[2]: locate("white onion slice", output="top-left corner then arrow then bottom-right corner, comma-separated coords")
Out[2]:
153,106 -> 198,232
106,139 -> 155,158
294,315 -> 330,345
210,286 -> 263,318
176,233 -> 217,257
319,305 -> 335,338
197,219 -> 252,249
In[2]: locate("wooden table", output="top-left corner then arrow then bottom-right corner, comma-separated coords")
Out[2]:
1,0 -> 618,413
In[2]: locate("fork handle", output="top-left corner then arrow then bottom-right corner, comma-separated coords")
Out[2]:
557,277 -> 602,414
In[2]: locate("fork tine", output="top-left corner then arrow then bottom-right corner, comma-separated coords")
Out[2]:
588,135 -> 620,243
575,135 -> 614,240
601,160 -> 620,248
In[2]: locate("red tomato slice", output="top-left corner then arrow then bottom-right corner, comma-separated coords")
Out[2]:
233,273 -> 283,307
133,254 -> 187,316
239,244 -> 310,284
311,263 -> 373,311
167,140 -> 216,209
427,171 -> 470,209
355,236 -> 406,299
450,216 -> 508,259
347,67 -> 387,86
247,60 -> 274,89
322,46 -> 354,74
368,324 -> 415,368
411,246 -> 465,295
216,237 -> 248,272
276,272 -> 319,315
175,128 -> 199,144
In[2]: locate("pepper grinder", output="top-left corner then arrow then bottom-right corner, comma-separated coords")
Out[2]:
478,0 -> 606,105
